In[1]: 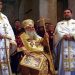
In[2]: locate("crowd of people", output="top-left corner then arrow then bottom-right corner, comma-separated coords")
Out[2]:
0,0 -> 75,75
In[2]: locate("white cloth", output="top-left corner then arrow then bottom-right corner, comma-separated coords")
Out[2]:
0,13 -> 16,75
55,19 -> 75,75
55,19 -> 75,40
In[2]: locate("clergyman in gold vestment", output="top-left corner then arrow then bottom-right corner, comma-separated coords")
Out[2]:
18,19 -> 55,75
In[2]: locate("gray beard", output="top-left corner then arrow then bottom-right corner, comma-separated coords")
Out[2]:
26,30 -> 37,39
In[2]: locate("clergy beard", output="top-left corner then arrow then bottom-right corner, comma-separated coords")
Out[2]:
26,30 -> 37,39
64,16 -> 71,20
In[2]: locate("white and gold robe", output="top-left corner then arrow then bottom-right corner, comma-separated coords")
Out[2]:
0,13 -> 16,75
55,19 -> 75,75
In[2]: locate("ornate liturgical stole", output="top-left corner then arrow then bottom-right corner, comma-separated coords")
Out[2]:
62,40 -> 75,71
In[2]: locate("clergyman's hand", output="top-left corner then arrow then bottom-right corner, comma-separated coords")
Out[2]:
63,34 -> 73,40
44,32 -> 49,39
42,32 -> 49,46
23,50 -> 31,56
0,34 -> 3,39
0,34 -> 11,40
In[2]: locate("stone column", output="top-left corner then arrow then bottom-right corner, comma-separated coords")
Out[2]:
39,0 -> 57,25
19,0 -> 26,21
39,0 -> 49,18
48,0 -> 57,25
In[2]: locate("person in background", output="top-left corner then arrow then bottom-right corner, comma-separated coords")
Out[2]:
45,23 -> 55,55
37,23 -> 55,55
10,19 -> 24,74
36,22 -> 56,71
37,25 -> 45,37
13,19 -> 24,35
45,23 -> 57,70
0,1 -> 16,75
55,9 -> 75,75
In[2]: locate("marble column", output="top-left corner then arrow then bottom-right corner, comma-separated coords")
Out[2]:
39,0 -> 57,25
48,0 -> 57,25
